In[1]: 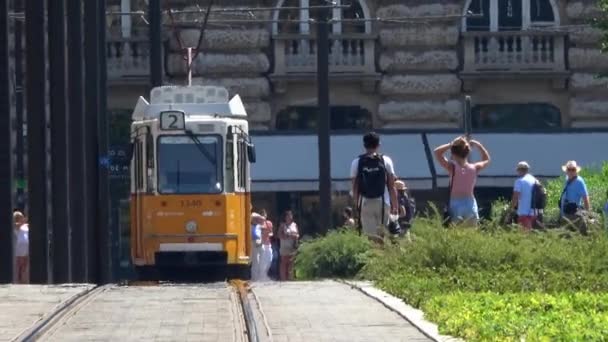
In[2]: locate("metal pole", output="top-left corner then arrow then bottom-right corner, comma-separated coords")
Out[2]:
149,0 -> 163,87
15,20 -> 25,212
67,0 -> 86,283
463,95 -> 472,138
97,0 -> 112,284
316,8 -> 332,233
0,0 -> 14,284
25,0 -> 49,284
84,0 -> 100,283
187,47 -> 192,86
48,0 -> 71,284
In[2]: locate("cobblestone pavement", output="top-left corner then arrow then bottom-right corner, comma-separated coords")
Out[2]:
0,284 -> 93,341
250,280 -> 431,342
42,283 -> 246,342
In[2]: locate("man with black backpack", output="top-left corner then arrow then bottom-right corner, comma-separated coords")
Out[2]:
511,161 -> 546,231
350,132 -> 398,241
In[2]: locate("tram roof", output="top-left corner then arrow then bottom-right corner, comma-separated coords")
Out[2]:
132,85 -> 247,121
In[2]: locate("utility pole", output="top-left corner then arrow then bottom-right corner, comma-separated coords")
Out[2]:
26,0 -> 50,284
0,0 -> 14,283
149,0 -> 163,87
48,0 -> 71,283
97,0 -> 112,283
316,7 -> 332,233
67,0 -> 87,283
84,0 -> 100,283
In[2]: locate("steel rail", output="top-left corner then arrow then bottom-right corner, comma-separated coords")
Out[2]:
11,285 -> 109,342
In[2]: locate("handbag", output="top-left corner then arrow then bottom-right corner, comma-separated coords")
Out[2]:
443,163 -> 455,227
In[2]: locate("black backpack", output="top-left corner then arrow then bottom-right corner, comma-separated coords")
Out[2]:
531,180 -> 547,210
356,153 -> 387,199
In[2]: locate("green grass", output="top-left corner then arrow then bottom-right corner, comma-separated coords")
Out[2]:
423,292 -> 608,342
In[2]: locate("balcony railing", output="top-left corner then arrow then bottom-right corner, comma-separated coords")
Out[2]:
107,35 -> 150,82
462,31 -> 567,74
272,33 -> 376,75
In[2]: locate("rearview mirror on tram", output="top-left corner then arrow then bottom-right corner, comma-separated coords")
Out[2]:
247,143 -> 256,163
160,110 -> 186,131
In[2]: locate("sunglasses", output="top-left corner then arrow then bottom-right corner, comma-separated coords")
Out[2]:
567,168 -> 577,172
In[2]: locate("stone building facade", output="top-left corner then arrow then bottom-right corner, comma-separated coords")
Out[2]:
102,0 -> 608,234
106,0 -> 608,131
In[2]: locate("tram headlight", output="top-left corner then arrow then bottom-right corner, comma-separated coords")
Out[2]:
185,221 -> 198,233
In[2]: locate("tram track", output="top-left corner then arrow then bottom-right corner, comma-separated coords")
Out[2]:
11,285 -> 109,342
12,280 -> 263,342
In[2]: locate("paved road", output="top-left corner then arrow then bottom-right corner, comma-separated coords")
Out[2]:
42,283 -> 245,342
0,284 -> 93,341
2,281 -> 433,342
250,280 -> 431,342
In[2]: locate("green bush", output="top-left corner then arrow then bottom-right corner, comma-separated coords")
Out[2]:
293,228 -> 372,279
423,292 -> 608,342
362,221 -> 608,305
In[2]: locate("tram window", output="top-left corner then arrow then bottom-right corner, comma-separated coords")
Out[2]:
157,135 -> 223,194
238,139 -> 247,189
225,135 -> 235,192
135,140 -> 144,191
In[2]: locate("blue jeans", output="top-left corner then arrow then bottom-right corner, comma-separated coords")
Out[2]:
449,197 -> 479,224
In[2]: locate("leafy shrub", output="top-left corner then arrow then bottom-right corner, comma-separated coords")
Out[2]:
423,292 -> 608,342
362,220 -> 608,306
294,228 -> 372,279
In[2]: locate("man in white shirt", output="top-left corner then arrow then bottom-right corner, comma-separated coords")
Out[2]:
350,132 -> 398,241
511,161 -> 538,231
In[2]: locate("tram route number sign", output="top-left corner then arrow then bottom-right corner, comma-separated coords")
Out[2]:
160,111 -> 186,131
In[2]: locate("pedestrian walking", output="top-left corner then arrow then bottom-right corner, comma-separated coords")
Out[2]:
511,161 -> 544,231
250,208 -> 265,281
350,132 -> 398,242
559,160 -> 591,234
13,211 -> 29,284
341,207 -> 356,229
395,180 -> 415,240
433,136 -> 491,227
279,210 -> 299,281
254,209 -> 273,282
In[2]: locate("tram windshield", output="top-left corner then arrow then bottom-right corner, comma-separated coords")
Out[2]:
157,135 -> 223,194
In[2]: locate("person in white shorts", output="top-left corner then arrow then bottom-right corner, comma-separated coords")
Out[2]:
350,132 -> 398,241
13,211 -> 29,284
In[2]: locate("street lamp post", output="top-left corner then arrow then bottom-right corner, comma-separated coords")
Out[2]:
316,7 -> 332,233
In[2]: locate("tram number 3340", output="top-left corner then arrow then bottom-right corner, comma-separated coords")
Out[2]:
181,200 -> 202,208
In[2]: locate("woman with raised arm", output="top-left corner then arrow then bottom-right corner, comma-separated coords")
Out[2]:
433,136 -> 491,226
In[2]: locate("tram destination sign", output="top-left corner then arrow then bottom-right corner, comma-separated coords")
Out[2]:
160,110 -> 186,131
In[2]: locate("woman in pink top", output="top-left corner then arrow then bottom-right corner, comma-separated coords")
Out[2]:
434,136 -> 491,226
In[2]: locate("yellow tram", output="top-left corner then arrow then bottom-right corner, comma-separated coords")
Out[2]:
129,85 -> 256,278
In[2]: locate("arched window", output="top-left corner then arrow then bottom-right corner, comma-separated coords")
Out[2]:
463,0 -> 559,31
273,0 -> 371,35
275,106 -> 373,131
472,103 -> 561,130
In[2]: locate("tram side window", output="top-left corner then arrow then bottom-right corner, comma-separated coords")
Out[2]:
145,134 -> 154,191
135,140 -> 144,191
225,135 -> 235,192
237,139 -> 246,190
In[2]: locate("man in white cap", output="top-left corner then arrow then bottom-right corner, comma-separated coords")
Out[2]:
511,161 -> 539,231
559,160 -> 590,219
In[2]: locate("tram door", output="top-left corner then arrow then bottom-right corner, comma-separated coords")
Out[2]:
227,128 -> 249,261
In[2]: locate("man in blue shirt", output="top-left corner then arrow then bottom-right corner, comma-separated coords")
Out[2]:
560,160 -> 591,234
560,161 -> 590,214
